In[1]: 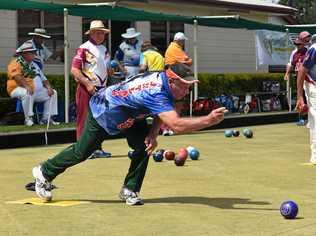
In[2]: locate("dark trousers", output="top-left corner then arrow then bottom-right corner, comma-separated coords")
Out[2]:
41,109 -> 150,192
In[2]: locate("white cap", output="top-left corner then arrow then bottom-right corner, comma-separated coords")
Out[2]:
174,32 -> 188,41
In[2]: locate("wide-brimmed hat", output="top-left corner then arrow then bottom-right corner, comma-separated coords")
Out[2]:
28,28 -> 51,39
84,20 -> 110,35
121,28 -> 141,39
16,41 -> 37,54
169,63 -> 195,81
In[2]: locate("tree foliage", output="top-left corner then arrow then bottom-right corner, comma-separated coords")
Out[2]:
279,0 -> 316,24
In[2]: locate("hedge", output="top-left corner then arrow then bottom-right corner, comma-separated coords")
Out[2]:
0,72 -> 293,100
197,72 -> 294,98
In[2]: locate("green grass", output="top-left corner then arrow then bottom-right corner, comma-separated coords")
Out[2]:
0,123 -> 315,236
0,122 -> 76,133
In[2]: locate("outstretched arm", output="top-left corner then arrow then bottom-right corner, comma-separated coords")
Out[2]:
158,107 -> 227,134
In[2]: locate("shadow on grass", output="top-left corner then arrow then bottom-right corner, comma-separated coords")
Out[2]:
82,196 -> 275,210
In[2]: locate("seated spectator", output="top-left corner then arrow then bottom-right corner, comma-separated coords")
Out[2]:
139,41 -> 164,73
7,41 -> 59,126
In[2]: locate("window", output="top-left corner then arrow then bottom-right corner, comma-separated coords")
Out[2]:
18,10 -> 64,64
150,21 -> 167,54
150,21 -> 184,55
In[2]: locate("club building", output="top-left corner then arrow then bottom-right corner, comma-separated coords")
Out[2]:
0,0 -> 296,75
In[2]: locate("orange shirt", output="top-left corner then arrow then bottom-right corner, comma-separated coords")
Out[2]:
7,58 -> 35,95
164,42 -> 192,66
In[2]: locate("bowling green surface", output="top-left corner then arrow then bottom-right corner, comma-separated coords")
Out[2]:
0,123 -> 315,236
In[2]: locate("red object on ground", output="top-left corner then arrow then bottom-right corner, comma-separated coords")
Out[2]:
174,156 -> 186,166
164,150 -> 175,160
178,148 -> 188,160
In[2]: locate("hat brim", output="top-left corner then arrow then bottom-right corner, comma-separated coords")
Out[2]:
181,75 -> 196,81
28,32 -> 51,39
16,49 -> 37,53
121,32 -> 141,39
84,28 -> 110,35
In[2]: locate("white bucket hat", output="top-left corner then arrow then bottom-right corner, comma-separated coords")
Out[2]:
84,20 -> 110,35
174,32 -> 188,41
16,41 -> 37,53
121,28 -> 141,39
28,28 -> 51,39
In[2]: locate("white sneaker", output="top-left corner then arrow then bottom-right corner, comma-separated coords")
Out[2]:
119,187 -> 144,206
32,165 -> 52,201
39,119 -> 60,126
310,157 -> 316,164
25,118 -> 34,127
162,129 -> 174,136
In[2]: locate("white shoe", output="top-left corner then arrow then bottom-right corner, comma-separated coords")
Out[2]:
162,129 -> 174,136
119,187 -> 143,205
32,165 -> 52,201
39,119 -> 60,126
310,157 -> 316,164
25,118 -> 34,127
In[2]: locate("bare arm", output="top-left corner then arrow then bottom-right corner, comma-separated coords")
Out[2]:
284,64 -> 292,81
296,64 -> 308,111
158,107 -> 227,134
43,80 -> 54,97
139,64 -> 147,73
71,67 -> 96,95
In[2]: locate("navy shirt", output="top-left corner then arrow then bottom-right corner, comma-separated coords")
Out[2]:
303,44 -> 316,81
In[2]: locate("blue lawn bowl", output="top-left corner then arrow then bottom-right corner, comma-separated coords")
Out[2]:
280,200 -> 298,219
296,119 -> 306,126
153,149 -> 164,162
189,149 -> 200,160
128,150 -> 135,159
110,60 -> 118,68
224,130 -> 233,137
242,128 -> 253,138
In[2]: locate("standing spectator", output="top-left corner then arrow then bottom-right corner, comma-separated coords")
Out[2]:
139,41 -> 164,73
284,31 -> 311,81
7,41 -> 58,126
165,32 -> 192,66
296,39 -> 316,164
71,20 -> 112,158
26,28 -> 52,70
115,28 -> 142,78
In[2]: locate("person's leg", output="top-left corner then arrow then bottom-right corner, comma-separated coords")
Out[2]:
10,87 -> 34,126
34,88 -> 58,122
123,120 -> 150,192
75,85 -> 110,157
76,84 -> 90,140
40,109 -> 108,181
304,82 -> 316,163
